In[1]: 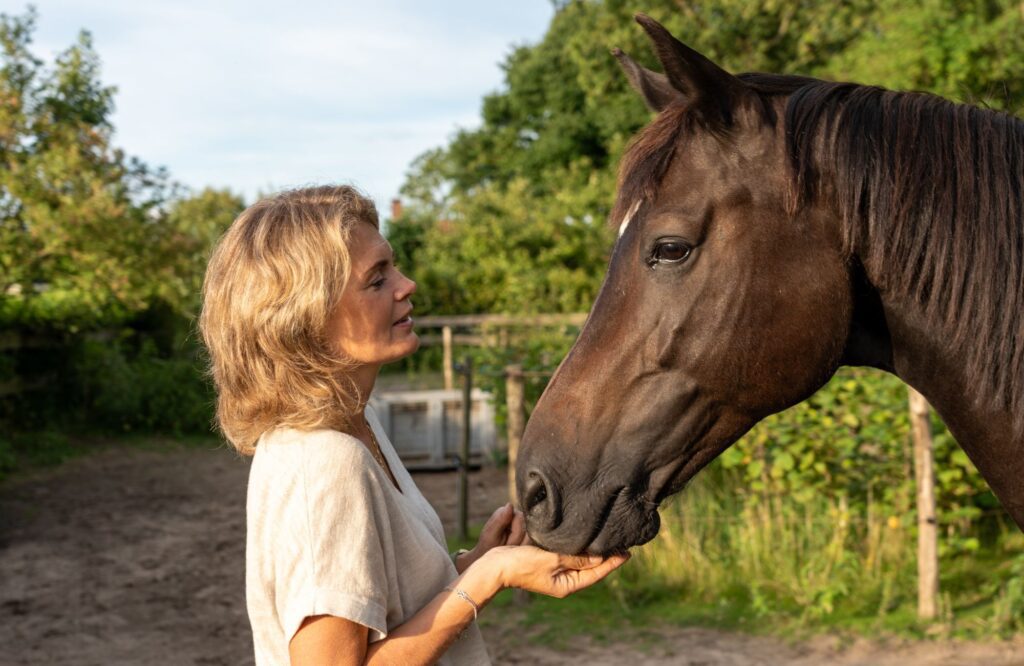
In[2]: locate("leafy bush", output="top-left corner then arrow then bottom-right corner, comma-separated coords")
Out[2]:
0,431 -> 74,481
0,436 -> 16,476
70,336 -> 214,436
72,336 -> 144,429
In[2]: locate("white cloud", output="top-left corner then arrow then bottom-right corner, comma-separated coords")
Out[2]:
22,0 -> 553,208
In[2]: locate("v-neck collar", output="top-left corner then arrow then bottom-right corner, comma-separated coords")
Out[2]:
365,405 -> 448,544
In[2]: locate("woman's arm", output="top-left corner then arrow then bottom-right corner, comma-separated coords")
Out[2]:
289,616 -> 367,666
289,546 -> 630,665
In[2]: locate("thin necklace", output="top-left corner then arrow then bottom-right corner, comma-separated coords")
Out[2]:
364,417 -> 400,491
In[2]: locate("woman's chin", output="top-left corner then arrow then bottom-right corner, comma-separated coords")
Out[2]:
387,333 -> 420,362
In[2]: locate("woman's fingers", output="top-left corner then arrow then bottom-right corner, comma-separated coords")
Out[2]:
490,502 -> 513,526
480,503 -> 514,544
557,553 -> 608,571
473,503 -> 520,557
571,553 -> 630,585
554,552 -> 630,595
506,510 -> 526,545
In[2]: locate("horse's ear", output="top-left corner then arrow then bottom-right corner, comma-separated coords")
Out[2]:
612,47 -> 682,113
634,13 -> 743,124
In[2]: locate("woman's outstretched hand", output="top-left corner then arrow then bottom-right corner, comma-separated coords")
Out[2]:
455,503 -> 630,602
481,545 -> 631,598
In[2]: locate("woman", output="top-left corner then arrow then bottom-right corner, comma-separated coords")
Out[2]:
200,185 -> 629,665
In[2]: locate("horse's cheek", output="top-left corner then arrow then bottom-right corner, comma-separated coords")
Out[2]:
729,247 -> 849,413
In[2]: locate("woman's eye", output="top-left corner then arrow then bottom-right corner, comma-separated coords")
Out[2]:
370,276 -> 386,289
652,240 -> 691,264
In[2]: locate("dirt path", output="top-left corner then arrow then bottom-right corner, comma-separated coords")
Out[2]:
0,445 -> 1020,666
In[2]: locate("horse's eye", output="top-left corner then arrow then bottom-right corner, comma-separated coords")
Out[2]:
652,240 -> 691,264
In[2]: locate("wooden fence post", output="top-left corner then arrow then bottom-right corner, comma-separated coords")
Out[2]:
505,365 -> 525,505
505,363 -> 530,606
457,356 -> 473,542
909,386 -> 939,620
442,326 -> 454,391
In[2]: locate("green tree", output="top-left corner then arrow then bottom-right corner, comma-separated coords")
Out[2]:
829,0 -> 1024,109
0,7 -> 171,330
406,173 -> 614,315
0,9 -> 243,442
155,187 -> 245,317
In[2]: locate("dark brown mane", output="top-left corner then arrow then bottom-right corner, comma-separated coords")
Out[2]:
786,81 -> 1024,428
614,72 -> 1024,429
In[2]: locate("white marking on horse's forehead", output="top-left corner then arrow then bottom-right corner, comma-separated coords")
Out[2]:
617,200 -> 642,239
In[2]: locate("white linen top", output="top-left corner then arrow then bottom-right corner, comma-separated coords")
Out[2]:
245,406 -> 491,665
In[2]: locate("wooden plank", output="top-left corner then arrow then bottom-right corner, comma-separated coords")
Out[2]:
377,388 -> 491,402
0,328 -> 116,351
909,386 -> 939,620
0,332 -> 63,351
442,326 -> 453,390
0,331 -> 21,351
505,365 -> 525,506
415,313 -> 587,328
417,334 -> 485,347
0,373 -> 56,397
458,356 -> 472,540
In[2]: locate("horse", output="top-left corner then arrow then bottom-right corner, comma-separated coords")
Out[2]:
515,14 -> 1024,556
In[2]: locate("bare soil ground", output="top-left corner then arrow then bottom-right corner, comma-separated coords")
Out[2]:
0,444 -> 1021,666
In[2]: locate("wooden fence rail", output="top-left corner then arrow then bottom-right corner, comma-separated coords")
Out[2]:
415,313 -> 587,328
413,313 -> 586,390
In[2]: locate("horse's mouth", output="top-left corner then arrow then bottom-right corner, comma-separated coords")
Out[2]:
527,482 -> 661,556
582,486 -> 661,556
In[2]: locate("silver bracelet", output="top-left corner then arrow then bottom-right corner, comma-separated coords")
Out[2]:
444,585 -> 479,621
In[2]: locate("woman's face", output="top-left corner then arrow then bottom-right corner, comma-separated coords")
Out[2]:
328,223 -> 419,366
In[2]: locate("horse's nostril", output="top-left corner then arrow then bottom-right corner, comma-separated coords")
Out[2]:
533,485 -> 547,506
523,470 -> 546,511
523,469 -> 561,532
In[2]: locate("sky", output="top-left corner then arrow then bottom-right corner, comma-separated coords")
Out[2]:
16,0 -> 555,212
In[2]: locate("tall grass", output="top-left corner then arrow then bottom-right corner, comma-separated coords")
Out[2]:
611,466 -> 1024,632
623,472 -> 913,622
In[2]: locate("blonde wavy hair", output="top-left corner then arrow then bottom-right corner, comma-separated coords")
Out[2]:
199,185 -> 379,455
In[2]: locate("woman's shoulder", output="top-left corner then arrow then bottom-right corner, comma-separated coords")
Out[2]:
251,426 -> 385,503
256,426 -> 369,467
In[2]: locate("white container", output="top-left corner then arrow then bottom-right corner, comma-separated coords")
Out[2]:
369,388 -> 496,470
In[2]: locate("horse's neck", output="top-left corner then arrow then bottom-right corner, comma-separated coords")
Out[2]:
875,291 -> 1024,529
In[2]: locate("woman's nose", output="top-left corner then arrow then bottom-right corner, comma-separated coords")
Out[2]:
398,273 -> 417,299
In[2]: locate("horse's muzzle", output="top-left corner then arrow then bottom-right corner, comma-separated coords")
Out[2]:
522,474 -> 660,556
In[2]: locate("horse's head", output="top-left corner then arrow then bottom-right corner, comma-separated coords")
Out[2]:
516,15 -> 857,555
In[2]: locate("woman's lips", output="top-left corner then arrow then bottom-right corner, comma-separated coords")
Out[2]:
393,316 -> 413,328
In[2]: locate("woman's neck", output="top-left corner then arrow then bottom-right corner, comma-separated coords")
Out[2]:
349,362 -> 381,418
